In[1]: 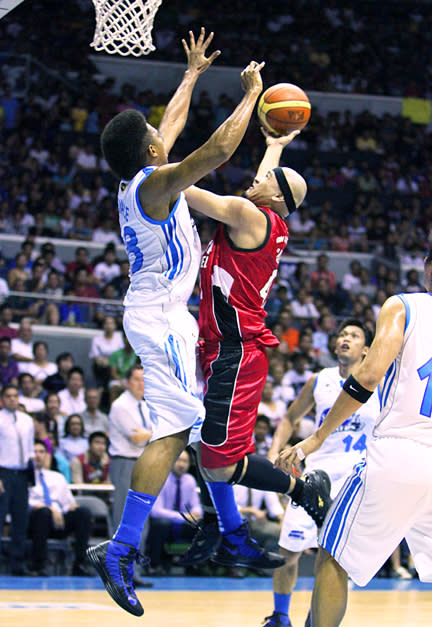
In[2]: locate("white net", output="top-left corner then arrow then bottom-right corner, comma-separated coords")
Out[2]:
90,0 -> 163,57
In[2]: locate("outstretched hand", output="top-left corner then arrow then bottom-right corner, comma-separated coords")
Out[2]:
241,60 -> 265,94
261,127 -> 300,147
182,27 -> 221,74
275,433 -> 323,475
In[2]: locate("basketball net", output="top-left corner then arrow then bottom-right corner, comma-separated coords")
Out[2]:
90,0 -> 163,57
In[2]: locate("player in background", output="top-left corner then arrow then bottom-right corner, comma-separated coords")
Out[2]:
262,318 -> 379,627
181,130 -> 332,571
279,250 -> 432,627
87,28 -> 265,617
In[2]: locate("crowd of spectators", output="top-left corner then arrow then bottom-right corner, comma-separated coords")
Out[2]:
0,0 -> 428,579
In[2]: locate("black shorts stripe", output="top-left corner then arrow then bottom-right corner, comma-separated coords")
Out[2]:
201,342 -> 243,447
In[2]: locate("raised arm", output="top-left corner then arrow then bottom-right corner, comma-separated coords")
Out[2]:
159,28 -> 221,154
255,129 -> 300,180
139,61 -> 264,216
278,295 -> 405,473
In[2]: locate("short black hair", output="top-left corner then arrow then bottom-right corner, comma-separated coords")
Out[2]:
56,351 -> 73,366
101,110 -> 152,180
255,414 -> 271,428
89,431 -> 109,446
34,438 -> 48,451
2,384 -> 18,396
18,372 -> 34,385
33,341 -> 48,353
67,366 -> 84,380
126,364 -> 143,379
425,249 -> 432,266
336,317 -> 374,347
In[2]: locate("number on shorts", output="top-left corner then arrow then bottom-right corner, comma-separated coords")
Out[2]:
123,226 -> 143,274
342,433 -> 367,453
418,357 -> 432,418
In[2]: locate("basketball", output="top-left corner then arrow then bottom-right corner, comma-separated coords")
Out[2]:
257,83 -> 311,136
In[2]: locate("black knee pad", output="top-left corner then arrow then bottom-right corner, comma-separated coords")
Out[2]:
227,458 -> 245,485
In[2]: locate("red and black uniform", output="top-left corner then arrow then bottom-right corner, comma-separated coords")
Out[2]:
199,207 -> 289,468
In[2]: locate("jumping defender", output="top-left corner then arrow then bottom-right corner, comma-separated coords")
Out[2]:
87,29 -> 264,616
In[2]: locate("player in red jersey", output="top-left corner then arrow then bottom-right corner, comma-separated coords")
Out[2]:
181,131 -> 332,572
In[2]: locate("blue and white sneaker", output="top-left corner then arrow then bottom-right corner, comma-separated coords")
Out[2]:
211,520 -> 285,570
87,540 -> 148,616
262,610 -> 292,626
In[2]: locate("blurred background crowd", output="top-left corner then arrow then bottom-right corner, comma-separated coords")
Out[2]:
0,0 -> 429,579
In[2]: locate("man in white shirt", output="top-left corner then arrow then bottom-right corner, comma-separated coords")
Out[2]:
342,260 -> 362,292
0,384 -> 34,575
18,372 -> 45,414
109,365 -> 152,530
11,318 -> 34,373
93,245 -> 121,288
80,388 -> 109,436
89,315 -> 124,393
58,367 -> 86,416
28,440 -> 92,576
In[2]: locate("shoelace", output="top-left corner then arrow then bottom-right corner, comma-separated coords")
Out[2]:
123,550 -> 151,587
180,507 -> 202,530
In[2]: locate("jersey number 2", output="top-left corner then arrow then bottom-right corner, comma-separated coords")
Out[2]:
123,226 -> 143,274
418,357 -> 432,418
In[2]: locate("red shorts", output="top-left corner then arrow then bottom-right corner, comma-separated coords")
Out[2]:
199,340 -> 268,468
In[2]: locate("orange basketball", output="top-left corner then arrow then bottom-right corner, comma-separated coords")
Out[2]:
257,83 -> 311,135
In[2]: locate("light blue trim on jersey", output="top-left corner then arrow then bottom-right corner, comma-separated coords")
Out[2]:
161,216 -> 184,280
313,374 -> 319,393
135,173 -> 184,225
169,215 -> 184,279
377,381 -> 383,407
397,294 -> 411,332
381,360 -> 396,410
165,334 -> 188,392
321,461 -> 365,555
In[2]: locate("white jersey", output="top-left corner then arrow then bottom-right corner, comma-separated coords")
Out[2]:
374,292 -> 432,445
118,166 -> 201,308
307,366 -> 380,485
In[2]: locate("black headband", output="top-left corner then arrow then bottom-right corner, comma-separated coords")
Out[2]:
273,167 -> 297,215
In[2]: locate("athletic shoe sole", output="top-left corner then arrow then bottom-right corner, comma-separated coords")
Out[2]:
87,543 -> 144,617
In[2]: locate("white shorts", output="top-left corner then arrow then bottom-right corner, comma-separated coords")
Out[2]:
319,437 -> 432,586
123,304 -> 205,442
279,475 -> 347,553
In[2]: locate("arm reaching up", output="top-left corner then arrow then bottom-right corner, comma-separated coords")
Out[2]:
255,128 -> 300,181
139,60 -> 264,217
158,28 -> 221,154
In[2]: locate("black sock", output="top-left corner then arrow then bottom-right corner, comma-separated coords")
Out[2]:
237,454 -> 293,494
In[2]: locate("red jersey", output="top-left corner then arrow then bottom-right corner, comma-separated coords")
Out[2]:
199,207 -> 288,346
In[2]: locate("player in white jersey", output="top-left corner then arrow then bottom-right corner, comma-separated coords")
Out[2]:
87,29 -> 265,617
262,319 -> 378,627
280,250 -> 432,627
